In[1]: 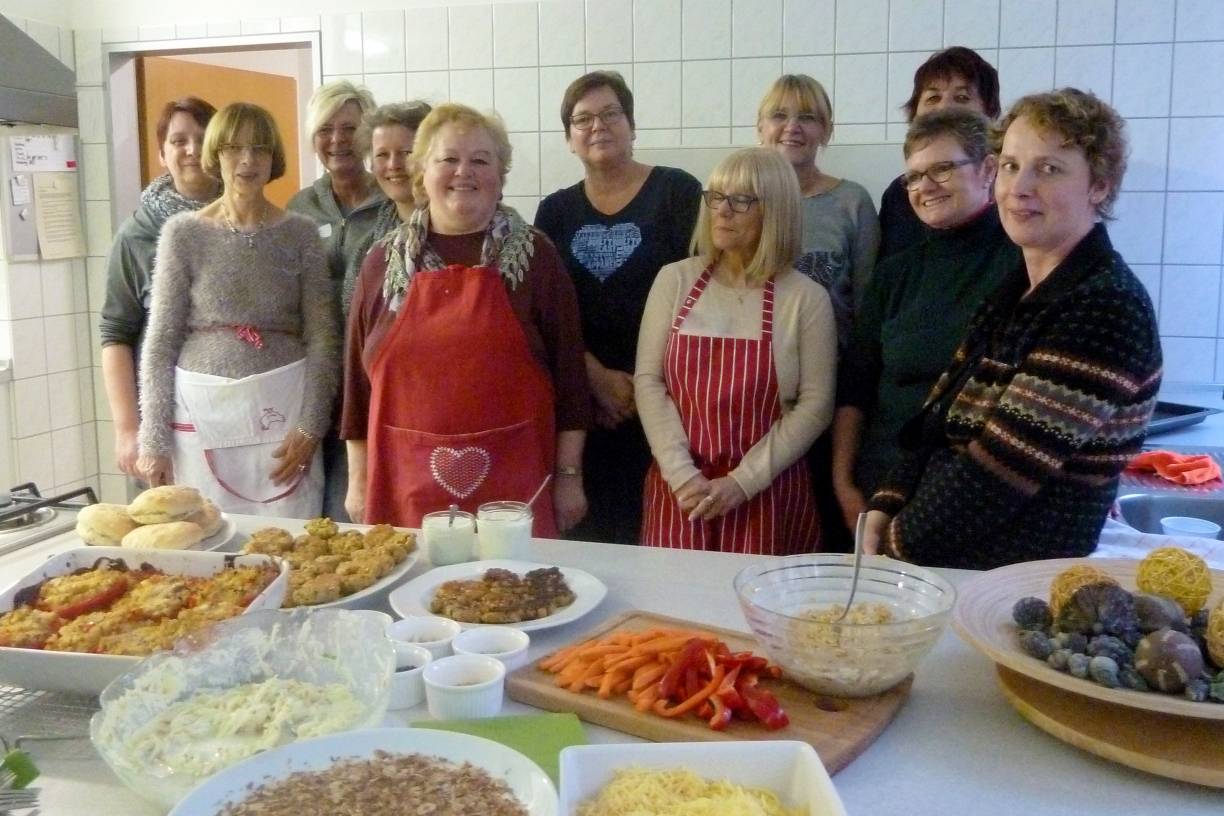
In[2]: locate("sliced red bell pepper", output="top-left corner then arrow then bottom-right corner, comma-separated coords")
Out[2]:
741,683 -> 789,730
657,638 -> 706,699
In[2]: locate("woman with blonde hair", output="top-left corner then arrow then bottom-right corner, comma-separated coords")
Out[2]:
138,102 -> 339,518
342,104 -> 591,535
636,148 -> 836,553
757,74 -> 879,347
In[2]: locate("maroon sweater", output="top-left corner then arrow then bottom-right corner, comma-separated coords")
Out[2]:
341,228 -> 592,439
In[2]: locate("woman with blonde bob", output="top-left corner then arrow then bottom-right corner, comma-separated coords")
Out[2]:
138,102 -> 339,518
342,104 -> 591,536
636,147 -> 837,553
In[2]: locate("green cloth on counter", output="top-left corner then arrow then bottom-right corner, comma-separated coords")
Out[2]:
412,713 -> 586,783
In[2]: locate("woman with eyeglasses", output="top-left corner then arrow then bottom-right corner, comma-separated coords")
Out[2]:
137,102 -> 339,518
832,109 -> 1017,530
101,97 -> 219,485
863,90 -> 1161,569
535,71 -> 702,545
636,148 -> 836,553
878,47 -> 1001,261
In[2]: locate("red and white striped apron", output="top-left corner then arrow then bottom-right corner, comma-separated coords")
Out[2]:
641,266 -> 819,554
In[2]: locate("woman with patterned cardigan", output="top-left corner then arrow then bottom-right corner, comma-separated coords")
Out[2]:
862,89 -> 1162,570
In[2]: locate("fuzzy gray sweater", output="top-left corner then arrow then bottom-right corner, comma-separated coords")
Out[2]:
138,212 -> 340,457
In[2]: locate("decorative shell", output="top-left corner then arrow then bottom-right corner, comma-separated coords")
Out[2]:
1208,597 -> 1224,668
1049,565 -> 1118,616
1135,547 -> 1213,615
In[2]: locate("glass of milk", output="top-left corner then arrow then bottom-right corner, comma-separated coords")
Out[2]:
476,501 -> 533,560
421,510 -> 476,566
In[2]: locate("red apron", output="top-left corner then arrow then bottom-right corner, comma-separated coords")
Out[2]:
364,264 -> 558,536
641,267 -> 819,554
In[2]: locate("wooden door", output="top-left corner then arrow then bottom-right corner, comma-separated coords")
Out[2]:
136,55 -> 300,208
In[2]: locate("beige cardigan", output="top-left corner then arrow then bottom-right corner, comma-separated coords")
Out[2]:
635,256 -> 837,499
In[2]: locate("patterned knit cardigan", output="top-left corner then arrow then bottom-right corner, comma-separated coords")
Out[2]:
867,224 -> 1162,570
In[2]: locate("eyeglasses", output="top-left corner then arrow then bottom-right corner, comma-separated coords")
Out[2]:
902,159 -> 977,190
569,108 -> 626,131
219,143 -> 273,158
766,110 -> 823,127
702,190 -> 759,213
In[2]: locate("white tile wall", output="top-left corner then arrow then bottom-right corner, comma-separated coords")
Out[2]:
405,7 -> 450,71
449,5 -> 493,69
1112,44 -> 1172,118
1056,0 -> 1115,46
494,3 -> 539,68
834,0 -> 887,54
585,0 -> 632,64
1168,117 -> 1224,191
732,0 -> 782,58
1162,337 -> 1216,382
494,67 -> 541,131
1163,193 -> 1224,265
538,1 -> 584,66
1171,42 -> 1224,116
363,10 -> 406,74
1161,264 -> 1221,336
943,0 -> 999,49
683,0 -> 731,61
1115,0 -> 1174,44
1123,118 -> 1169,192
1054,46 -> 1113,102
1176,0 -> 1224,42
999,0 -> 1056,47
889,0 -> 943,54
783,0 -> 833,55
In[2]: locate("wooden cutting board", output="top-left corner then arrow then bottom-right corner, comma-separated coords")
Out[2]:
506,610 -> 910,775
997,665 -> 1224,788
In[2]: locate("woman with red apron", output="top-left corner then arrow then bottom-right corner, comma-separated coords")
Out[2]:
340,105 -> 591,536
637,149 -> 838,554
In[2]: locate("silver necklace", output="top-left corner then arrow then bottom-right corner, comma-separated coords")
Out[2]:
221,202 -> 266,249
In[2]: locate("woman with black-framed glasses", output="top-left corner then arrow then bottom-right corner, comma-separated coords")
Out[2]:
635,148 -> 836,554
831,109 -> 1018,529
535,70 -> 702,546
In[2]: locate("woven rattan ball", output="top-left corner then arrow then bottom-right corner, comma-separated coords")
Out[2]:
1136,547 -> 1213,615
1208,597 -> 1224,668
1049,565 -> 1118,616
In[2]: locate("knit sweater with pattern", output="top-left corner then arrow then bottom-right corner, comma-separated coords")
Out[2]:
138,212 -> 340,457
867,224 -> 1162,569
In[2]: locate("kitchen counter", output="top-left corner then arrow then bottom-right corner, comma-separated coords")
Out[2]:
2,517 -> 1221,816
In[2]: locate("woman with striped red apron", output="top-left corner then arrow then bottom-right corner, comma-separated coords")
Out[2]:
637,148 -> 837,554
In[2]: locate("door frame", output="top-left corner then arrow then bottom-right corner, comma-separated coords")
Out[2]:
102,32 -> 321,222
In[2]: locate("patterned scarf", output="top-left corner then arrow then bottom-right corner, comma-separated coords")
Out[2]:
139,173 -> 215,227
377,204 -> 534,311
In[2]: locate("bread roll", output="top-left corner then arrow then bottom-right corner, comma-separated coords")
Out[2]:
185,499 -> 224,538
76,503 -> 140,547
121,521 -> 206,551
128,485 -> 204,524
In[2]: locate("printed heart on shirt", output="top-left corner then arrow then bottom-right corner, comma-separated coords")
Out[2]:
430,446 -> 492,499
570,223 -> 643,281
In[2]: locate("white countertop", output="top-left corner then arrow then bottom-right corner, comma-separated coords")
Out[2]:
2,518 -> 1221,816
1149,384 -> 1224,449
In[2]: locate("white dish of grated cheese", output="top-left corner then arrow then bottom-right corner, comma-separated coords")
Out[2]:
559,741 -> 846,816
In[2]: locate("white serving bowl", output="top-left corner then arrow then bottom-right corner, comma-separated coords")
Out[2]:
558,741 -> 846,816
452,626 -> 531,672
389,642 -> 432,710
423,653 -> 505,719
387,615 -> 462,659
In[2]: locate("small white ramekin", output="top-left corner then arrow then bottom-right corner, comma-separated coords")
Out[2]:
423,653 -> 506,719
451,626 -> 531,672
386,615 -> 461,660
389,642 -> 432,710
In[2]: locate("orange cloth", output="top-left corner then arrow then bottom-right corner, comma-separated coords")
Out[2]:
1126,450 -> 1223,485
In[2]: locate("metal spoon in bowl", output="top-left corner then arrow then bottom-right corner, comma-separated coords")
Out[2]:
834,513 -> 868,623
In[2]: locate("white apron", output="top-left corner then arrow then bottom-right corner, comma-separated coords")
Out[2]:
171,359 -> 323,519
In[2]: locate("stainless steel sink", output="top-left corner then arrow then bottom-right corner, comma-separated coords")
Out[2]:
1113,493 -> 1224,535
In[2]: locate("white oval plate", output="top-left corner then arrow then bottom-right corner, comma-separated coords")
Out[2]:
169,727 -> 557,815
388,559 -> 607,632
238,521 -> 420,609
954,557 -> 1224,721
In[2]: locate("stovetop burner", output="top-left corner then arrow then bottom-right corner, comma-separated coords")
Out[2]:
0,483 -> 97,556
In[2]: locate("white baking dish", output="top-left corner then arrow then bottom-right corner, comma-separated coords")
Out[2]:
0,546 -> 287,695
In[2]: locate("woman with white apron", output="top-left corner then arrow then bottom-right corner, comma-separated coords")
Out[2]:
137,103 -> 339,519
636,148 -> 837,554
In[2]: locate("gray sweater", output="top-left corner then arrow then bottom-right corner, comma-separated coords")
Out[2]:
794,179 -> 881,349
137,212 -> 340,457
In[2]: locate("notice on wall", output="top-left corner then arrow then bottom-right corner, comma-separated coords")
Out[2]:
32,173 -> 85,259
9,135 -> 77,172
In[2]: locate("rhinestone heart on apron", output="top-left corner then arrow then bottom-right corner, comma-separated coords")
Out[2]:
429,446 -> 493,499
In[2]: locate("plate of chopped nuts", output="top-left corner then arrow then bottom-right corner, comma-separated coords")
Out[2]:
169,727 -> 557,815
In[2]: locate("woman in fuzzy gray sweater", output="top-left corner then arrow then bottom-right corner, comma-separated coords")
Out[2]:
137,103 -> 339,518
